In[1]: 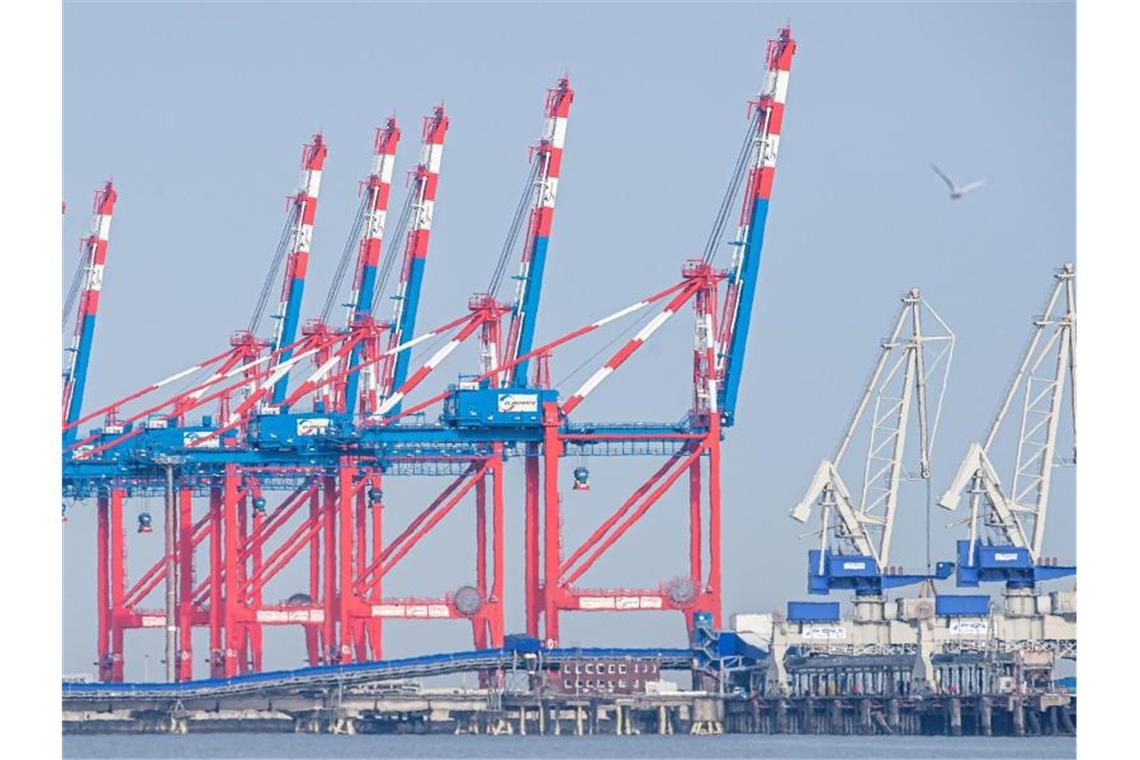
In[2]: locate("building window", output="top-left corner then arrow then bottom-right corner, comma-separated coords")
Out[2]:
618,664 -> 627,675
585,663 -> 594,675
564,679 -> 572,689
619,679 -> 627,689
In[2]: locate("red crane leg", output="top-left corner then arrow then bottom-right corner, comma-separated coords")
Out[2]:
475,472 -> 487,601
177,487 -> 194,681
690,458 -> 702,587
109,487 -> 125,682
489,443 -> 505,647
322,474 -> 337,663
306,486 -> 320,665
367,471 -> 383,660
222,464 -> 242,677
337,458 -> 355,663
524,447 -> 539,638
353,482 -> 368,661
706,422 -> 723,628
237,494 -> 249,674
541,402 -> 562,646
209,484 -> 223,677
250,507 -> 264,673
96,493 -> 110,681
473,466 -> 488,651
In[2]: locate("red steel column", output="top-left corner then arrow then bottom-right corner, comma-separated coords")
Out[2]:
236,491 -> 249,674
222,464 -> 241,677
490,442 -> 505,647
96,492 -> 110,681
475,471 -> 488,601
541,402 -> 562,646
353,481 -> 368,661
707,416 -> 723,628
524,445 -> 540,638
322,473 -> 337,662
177,486 -> 194,681
109,487 -> 125,682
249,497 -> 264,673
689,459 -> 702,587
305,485 -> 320,665
208,483 -> 223,677
472,465 -> 489,651
337,458 -> 355,663
368,471 -> 383,660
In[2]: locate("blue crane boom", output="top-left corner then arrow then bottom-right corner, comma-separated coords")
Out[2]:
504,78 -> 574,387
716,27 -> 796,426
269,135 -> 328,408
382,107 -> 449,414
62,181 -> 116,446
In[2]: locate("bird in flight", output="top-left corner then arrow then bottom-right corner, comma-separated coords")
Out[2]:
931,164 -> 987,200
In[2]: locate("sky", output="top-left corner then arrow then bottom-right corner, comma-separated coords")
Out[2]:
62,0 -> 1075,680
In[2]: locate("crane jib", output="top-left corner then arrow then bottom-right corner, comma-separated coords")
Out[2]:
387,256 -> 428,414
270,276 -> 308,407
511,233 -> 551,387
719,195 -> 771,424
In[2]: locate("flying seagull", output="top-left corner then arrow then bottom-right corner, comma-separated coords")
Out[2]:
931,164 -> 986,200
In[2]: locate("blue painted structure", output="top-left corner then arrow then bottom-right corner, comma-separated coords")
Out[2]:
786,600 -> 841,622
510,234 -> 551,387
62,645 -> 693,700
955,539 -> 1075,589
386,256 -> 427,414
935,594 -> 991,617
807,549 -> 954,596
719,197 -> 769,427
63,312 -> 98,447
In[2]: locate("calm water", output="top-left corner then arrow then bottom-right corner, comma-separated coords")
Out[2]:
63,734 -> 1076,759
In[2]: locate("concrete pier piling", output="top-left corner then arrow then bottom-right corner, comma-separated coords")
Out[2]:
948,697 -> 962,736
1013,699 -> 1026,737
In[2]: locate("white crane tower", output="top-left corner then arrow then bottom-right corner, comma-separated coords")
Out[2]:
791,289 -> 955,599
938,264 -> 1076,590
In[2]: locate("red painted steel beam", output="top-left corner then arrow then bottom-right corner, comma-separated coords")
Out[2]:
558,449 -> 690,579
560,442 -> 707,588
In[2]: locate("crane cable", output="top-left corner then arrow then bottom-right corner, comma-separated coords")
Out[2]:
318,192 -> 369,325
487,158 -> 541,299
702,108 -> 761,265
63,246 -> 86,325
370,188 -> 416,317
248,207 -> 300,334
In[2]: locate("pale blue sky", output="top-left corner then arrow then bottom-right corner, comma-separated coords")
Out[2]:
63,1 -> 1075,679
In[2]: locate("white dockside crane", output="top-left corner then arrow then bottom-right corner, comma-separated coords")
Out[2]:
790,288 -> 956,607
938,264 -> 1076,611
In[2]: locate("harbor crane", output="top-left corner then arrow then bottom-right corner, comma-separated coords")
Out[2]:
62,181 -> 116,447
790,289 -> 956,608
63,26 -> 797,681
938,264 -> 1076,604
